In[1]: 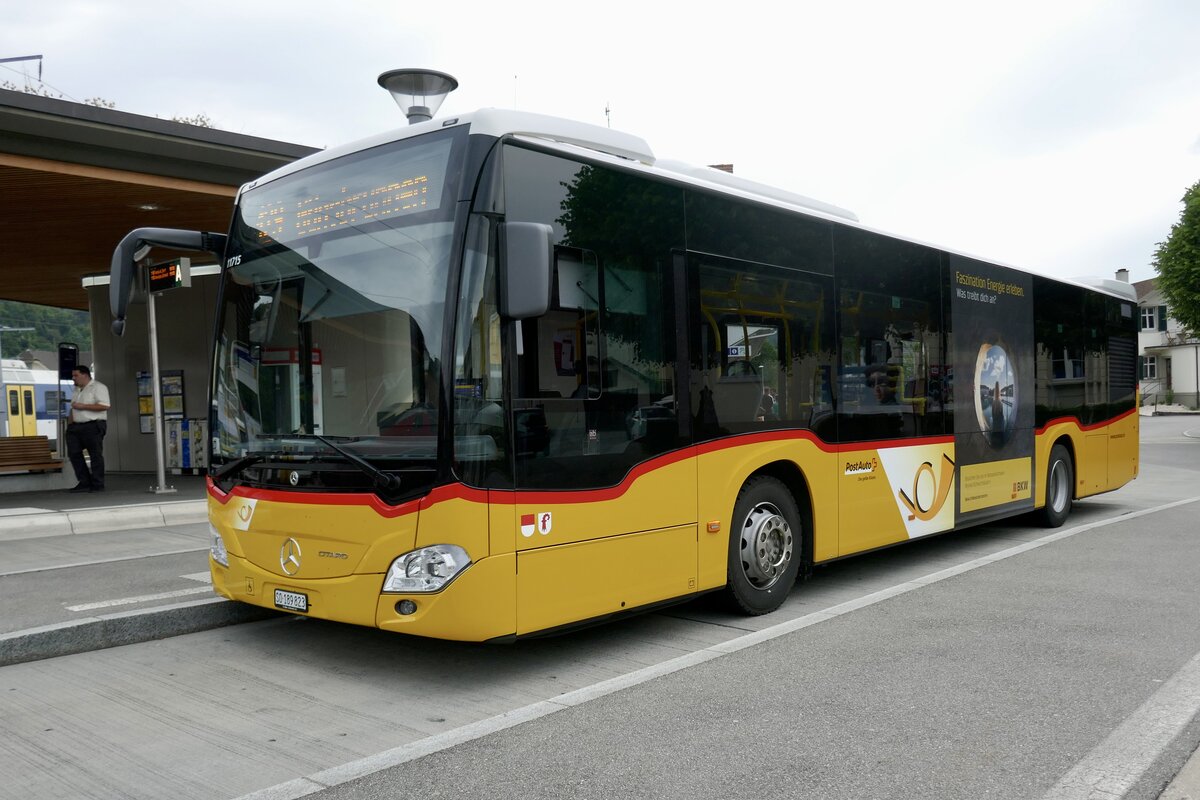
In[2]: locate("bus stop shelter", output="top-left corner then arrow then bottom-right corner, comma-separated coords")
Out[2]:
0,87 -> 317,479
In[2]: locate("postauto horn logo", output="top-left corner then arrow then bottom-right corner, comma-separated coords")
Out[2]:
898,453 -> 956,522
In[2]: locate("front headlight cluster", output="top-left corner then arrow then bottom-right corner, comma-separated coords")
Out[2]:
382,545 -> 471,593
210,523 -> 229,567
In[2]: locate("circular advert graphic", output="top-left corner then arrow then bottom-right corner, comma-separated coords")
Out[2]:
974,342 -> 1016,449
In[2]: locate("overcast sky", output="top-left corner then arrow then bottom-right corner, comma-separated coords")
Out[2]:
4,0 -> 1198,284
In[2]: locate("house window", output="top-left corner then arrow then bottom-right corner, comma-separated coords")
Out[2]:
1140,306 -> 1156,330
1141,356 -> 1157,380
1051,347 -> 1085,380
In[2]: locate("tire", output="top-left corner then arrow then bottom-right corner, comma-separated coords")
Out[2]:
725,476 -> 803,615
1039,444 -> 1074,528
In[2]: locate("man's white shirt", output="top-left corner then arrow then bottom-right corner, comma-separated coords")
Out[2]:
72,380 -> 110,423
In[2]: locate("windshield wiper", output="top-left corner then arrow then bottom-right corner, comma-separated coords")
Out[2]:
216,436 -> 401,491
211,453 -> 265,483
311,434 -> 401,491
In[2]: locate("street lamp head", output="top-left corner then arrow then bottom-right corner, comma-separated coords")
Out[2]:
377,68 -> 458,124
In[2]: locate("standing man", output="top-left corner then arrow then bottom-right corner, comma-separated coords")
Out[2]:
66,365 -> 110,493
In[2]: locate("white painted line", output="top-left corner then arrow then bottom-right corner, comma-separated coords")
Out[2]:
179,572 -> 212,583
1040,648 -> 1200,800
0,547 -> 207,578
232,494 -> 1200,800
65,586 -> 213,612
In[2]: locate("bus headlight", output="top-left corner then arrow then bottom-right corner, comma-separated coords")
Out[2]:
210,524 -> 229,567
382,545 -> 471,593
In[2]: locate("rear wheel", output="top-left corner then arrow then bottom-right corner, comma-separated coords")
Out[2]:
1039,444 -> 1074,528
725,476 -> 803,615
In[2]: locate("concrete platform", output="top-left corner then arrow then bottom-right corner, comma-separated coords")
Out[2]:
0,471 -> 208,540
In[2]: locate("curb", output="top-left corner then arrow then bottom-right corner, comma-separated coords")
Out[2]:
0,499 -> 207,542
0,596 -> 281,667
1161,740 -> 1200,800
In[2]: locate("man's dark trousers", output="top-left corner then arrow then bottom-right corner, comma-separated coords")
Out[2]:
66,420 -> 106,489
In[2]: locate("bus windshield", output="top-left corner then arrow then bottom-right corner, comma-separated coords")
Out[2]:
211,126 -> 467,470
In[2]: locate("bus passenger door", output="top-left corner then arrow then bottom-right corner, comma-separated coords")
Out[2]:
509,246 -> 697,635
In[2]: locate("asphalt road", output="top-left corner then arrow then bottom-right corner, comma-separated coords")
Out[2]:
1,415 -> 1197,800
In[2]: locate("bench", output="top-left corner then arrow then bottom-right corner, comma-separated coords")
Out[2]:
0,435 -> 63,474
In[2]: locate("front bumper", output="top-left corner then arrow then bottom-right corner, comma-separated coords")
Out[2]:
211,551 -> 516,642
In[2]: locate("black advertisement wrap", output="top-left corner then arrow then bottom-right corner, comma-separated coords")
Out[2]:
949,255 -> 1035,523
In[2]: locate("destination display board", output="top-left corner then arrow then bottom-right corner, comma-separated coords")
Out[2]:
147,258 -> 191,293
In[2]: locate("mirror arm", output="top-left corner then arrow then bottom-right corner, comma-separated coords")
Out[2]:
109,228 -> 228,335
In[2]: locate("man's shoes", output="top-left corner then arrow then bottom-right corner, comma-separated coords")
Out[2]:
67,484 -> 92,493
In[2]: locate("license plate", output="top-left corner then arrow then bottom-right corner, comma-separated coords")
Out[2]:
274,589 -> 308,612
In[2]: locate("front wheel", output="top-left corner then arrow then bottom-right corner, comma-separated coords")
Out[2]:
725,476 -> 803,615
1039,444 -> 1074,528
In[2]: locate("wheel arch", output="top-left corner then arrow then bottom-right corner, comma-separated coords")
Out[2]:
745,459 -> 814,567
1048,434 -> 1078,503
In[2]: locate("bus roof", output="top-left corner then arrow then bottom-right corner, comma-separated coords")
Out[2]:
241,109 -> 1135,303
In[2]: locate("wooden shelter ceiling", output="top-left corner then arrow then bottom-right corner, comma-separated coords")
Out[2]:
0,154 -> 236,310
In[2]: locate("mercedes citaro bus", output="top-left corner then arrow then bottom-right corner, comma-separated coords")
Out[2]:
110,106 -> 1138,641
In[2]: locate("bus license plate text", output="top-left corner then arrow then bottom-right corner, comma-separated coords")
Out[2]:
274,589 -> 308,612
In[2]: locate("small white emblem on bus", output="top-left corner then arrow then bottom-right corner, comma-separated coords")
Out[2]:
280,538 -> 302,575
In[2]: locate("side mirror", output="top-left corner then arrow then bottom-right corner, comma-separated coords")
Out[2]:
498,222 -> 553,320
109,228 -> 227,335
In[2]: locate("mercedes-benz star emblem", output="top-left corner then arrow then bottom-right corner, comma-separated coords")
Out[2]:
288,470 -> 300,486
280,538 -> 302,575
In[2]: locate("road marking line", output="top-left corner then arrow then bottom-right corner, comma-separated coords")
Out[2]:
179,572 -> 212,583
65,586 -> 213,612
232,494 -> 1200,800
0,548 -> 208,578
1041,649 -> 1200,800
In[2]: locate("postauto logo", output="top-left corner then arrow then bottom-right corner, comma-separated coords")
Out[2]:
898,453 -> 956,522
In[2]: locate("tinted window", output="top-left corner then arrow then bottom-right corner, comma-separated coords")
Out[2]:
1032,277 -> 1086,426
452,214 -> 509,487
691,256 -> 836,441
686,190 -> 834,275
834,227 -> 945,442
504,146 -> 685,490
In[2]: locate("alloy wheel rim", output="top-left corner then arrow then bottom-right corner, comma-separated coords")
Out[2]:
739,501 -> 794,589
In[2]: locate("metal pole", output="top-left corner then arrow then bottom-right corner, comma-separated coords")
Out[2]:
146,286 -> 176,494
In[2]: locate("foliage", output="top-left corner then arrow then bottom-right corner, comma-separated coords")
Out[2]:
1153,180 -> 1200,335
170,112 -> 214,128
3,81 -> 212,126
2,80 -> 115,108
0,300 -> 92,356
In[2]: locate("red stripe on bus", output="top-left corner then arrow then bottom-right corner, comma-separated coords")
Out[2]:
217,412 -> 1147,513
209,429 -> 962,512
208,478 -> 424,518
1034,407 -> 1137,435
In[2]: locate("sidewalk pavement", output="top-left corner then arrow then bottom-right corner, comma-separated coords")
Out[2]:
1140,403 -> 1200,416
0,471 -> 277,666
0,471 -> 208,541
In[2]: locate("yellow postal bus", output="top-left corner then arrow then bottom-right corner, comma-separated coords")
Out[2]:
110,105 -> 1138,641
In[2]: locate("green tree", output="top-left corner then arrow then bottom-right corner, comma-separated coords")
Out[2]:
1153,179 -> 1200,335
0,300 -> 92,355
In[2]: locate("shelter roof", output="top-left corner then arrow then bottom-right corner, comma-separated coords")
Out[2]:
0,88 -> 318,310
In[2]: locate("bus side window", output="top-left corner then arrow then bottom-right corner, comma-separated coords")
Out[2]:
503,145 -> 684,490
834,227 -> 945,442
694,257 -> 834,437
